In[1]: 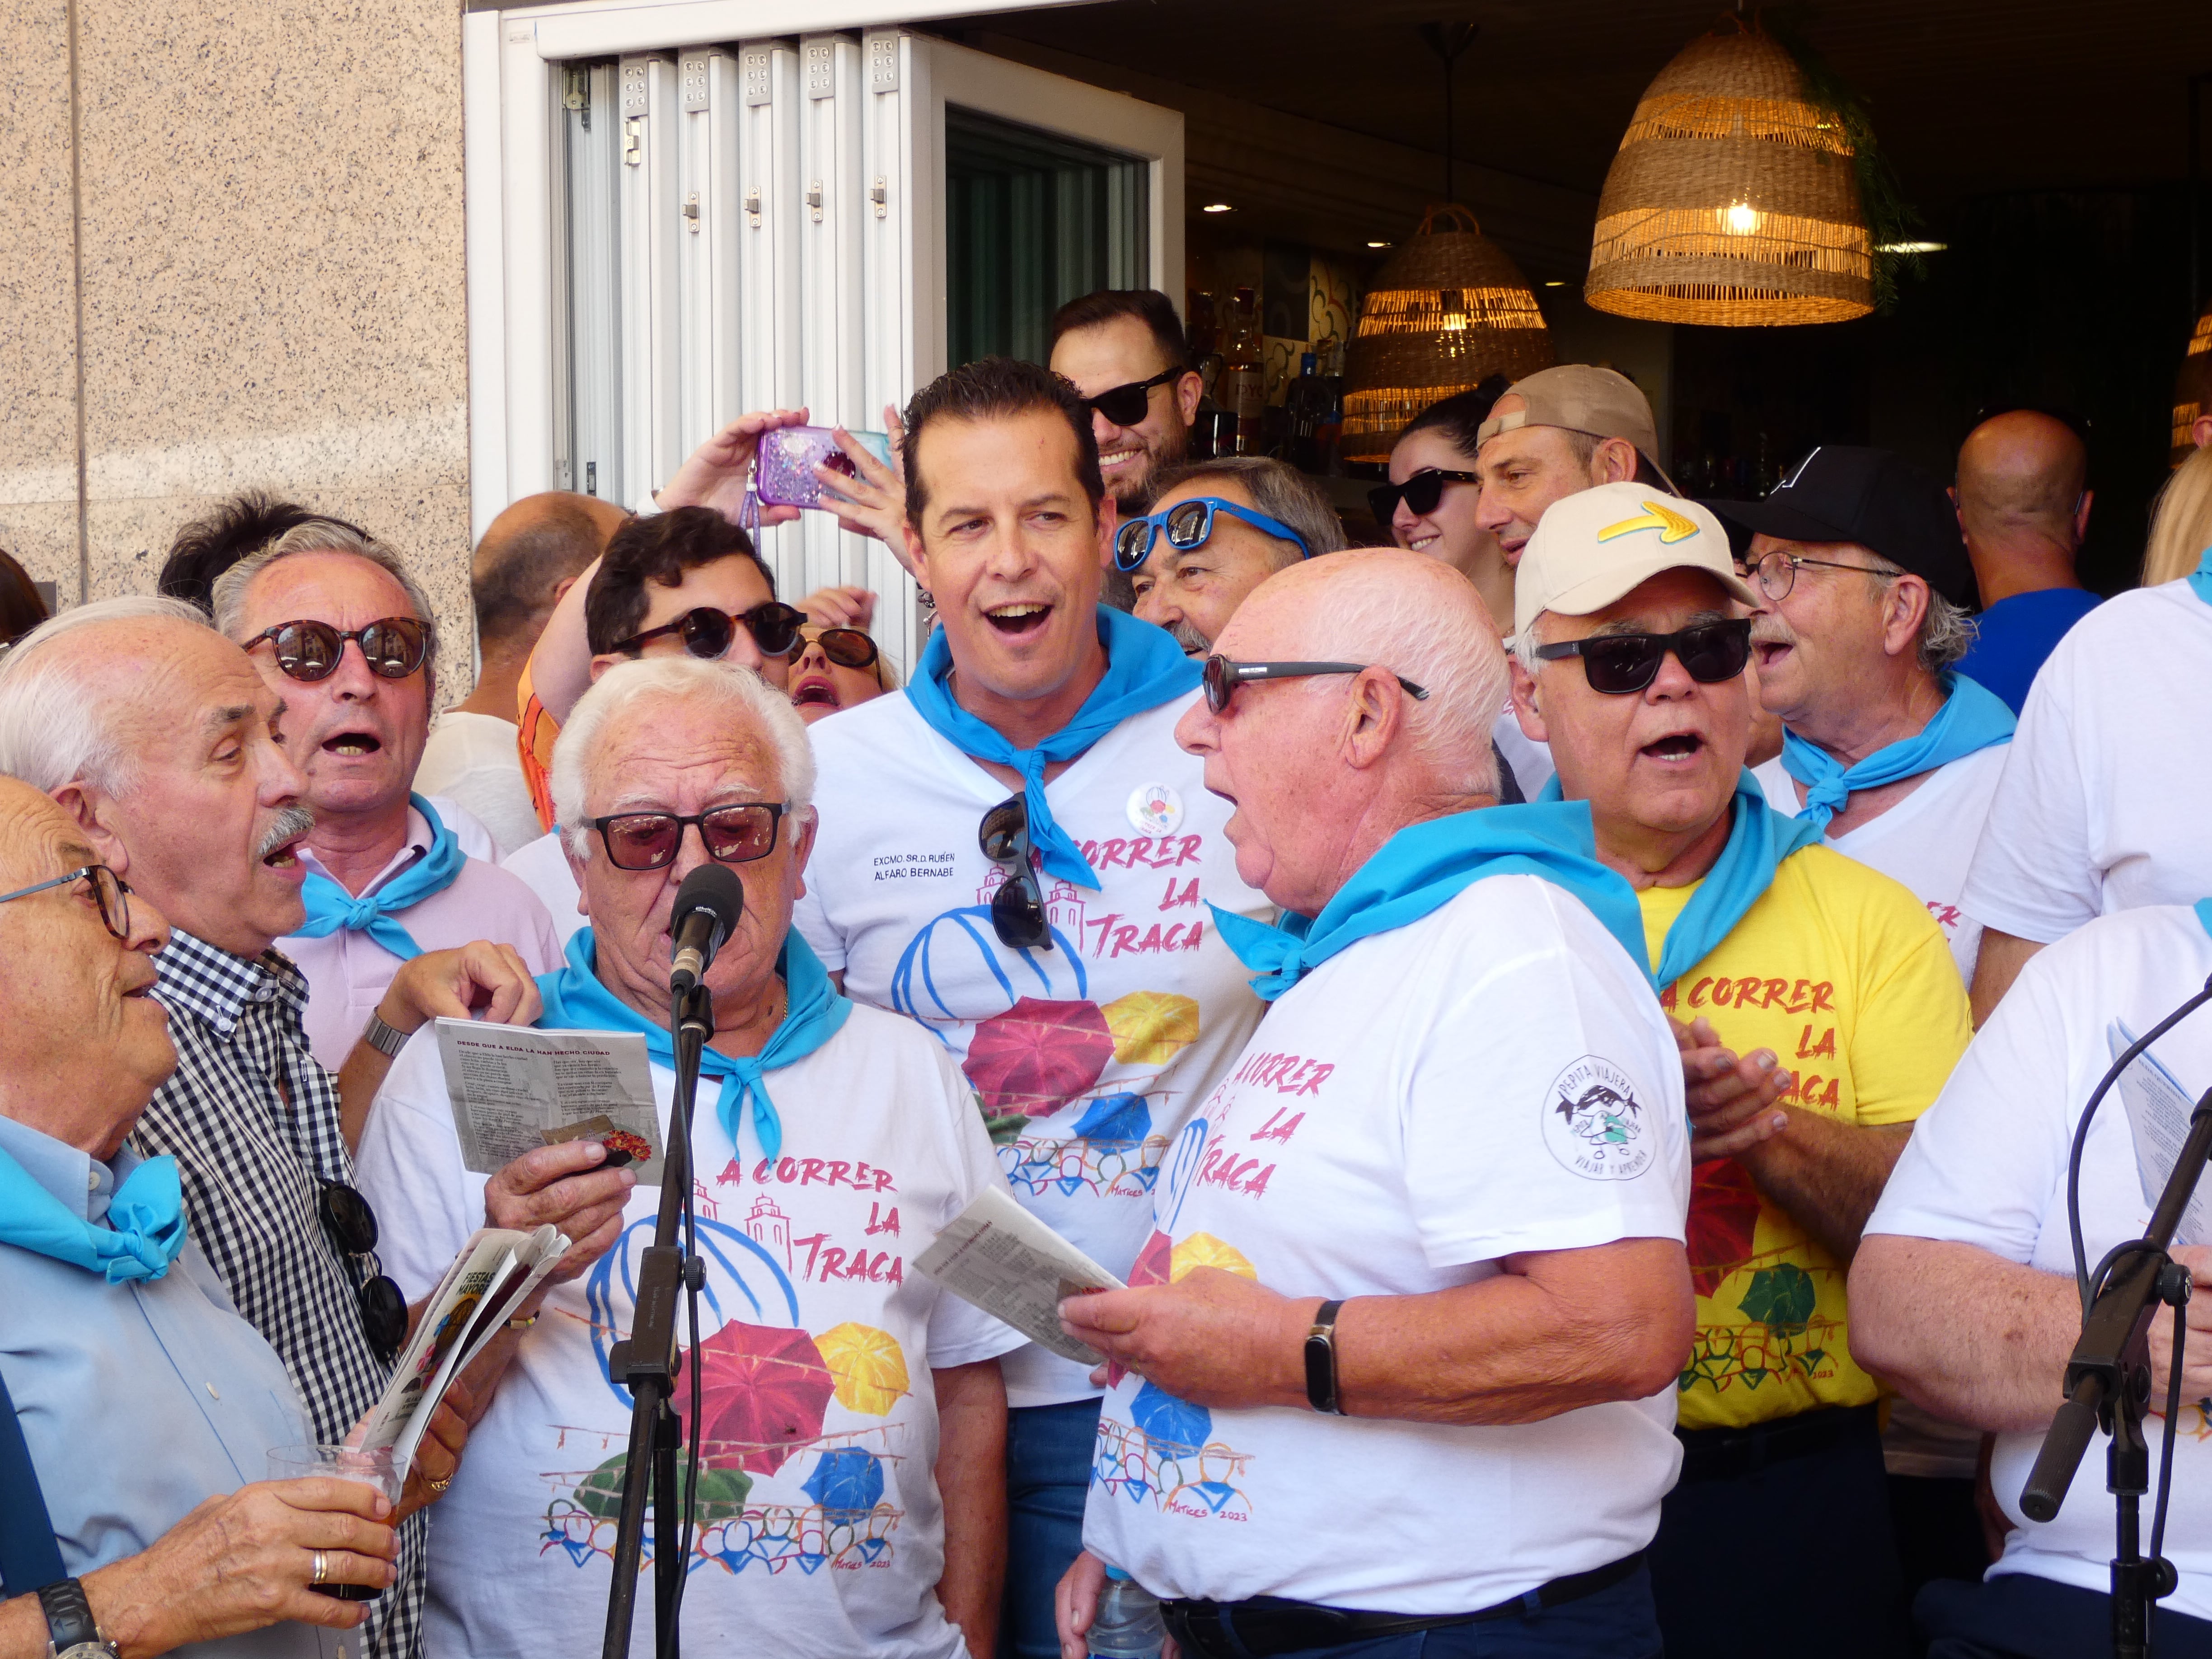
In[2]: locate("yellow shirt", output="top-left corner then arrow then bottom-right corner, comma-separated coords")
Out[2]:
1638,844 -> 1970,1431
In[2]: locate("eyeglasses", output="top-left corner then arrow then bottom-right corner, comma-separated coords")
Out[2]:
589,803 -> 787,872
1113,497 -> 1312,574
613,602 -> 807,661
317,1179 -> 409,1363
798,626 -> 880,671
1531,618 -> 1754,695
1082,369 -> 1181,428
1739,549 -> 1892,603
0,864 -> 131,940
978,795 -> 1050,951
245,618 -> 430,683
1367,468 -> 1481,525
1200,656 -> 1429,715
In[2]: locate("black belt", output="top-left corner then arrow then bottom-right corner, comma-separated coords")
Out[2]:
1674,1402 -> 1879,1483
1160,1552 -> 1644,1659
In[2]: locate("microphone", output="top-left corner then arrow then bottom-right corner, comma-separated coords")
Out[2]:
669,864 -> 745,998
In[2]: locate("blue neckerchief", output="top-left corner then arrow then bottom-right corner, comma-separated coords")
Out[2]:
2188,545 -> 2212,607
1778,674 -> 2015,831
904,605 -> 1200,890
533,927 -> 852,1166
1210,803 -> 1650,1002
294,793 -> 468,961
1544,769 -> 1824,986
0,1147 -> 185,1283
2196,898 -> 2212,942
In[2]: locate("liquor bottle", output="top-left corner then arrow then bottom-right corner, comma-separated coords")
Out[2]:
1222,287 -> 1265,455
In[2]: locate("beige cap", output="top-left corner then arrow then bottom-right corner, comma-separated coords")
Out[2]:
1477,364 -> 1672,487
1512,481 -> 1759,639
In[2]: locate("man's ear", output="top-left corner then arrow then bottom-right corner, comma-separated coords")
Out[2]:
789,807 -> 819,901
1594,438 -> 1639,487
53,782 -> 131,876
1508,657 -> 1549,745
1884,575 -> 1933,660
1093,493 -> 1121,572
1174,370 -> 1205,429
587,653 -> 619,684
1340,670 -> 1410,770
902,521 -> 931,590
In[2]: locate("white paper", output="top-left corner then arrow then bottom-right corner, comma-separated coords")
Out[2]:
915,1186 -> 1126,1364
435,1018 -> 665,1186
2108,1021 -> 2211,1247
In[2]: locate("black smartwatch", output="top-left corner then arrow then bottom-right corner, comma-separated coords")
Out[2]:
1303,1298 -> 1347,1415
38,1579 -> 117,1659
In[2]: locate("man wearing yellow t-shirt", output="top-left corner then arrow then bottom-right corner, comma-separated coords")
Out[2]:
1508,483 -> 1972,1659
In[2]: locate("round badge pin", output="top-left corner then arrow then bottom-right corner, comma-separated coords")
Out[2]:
1127,782 -> 1184,835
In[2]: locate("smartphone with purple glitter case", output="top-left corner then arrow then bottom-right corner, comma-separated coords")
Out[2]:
755,426 -> 893,509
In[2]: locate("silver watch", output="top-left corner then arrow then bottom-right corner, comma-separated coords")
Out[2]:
361,1011 -> 410,1058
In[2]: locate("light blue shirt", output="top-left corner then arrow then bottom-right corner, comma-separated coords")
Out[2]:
0,1114 -> 318,1659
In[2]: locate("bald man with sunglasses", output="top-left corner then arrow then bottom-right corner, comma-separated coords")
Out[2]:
1509,484 -> 1972,1659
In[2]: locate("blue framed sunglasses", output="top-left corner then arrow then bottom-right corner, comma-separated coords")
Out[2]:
1112,496 -> 1312,574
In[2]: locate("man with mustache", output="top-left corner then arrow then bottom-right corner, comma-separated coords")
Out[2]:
1508,485 -> 1973,1659
209,522 -> 566,1077
0,597 -> 554,1659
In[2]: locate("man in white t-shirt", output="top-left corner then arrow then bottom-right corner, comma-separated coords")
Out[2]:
1056,547 -> 1694,1658
356,655 -> 1023,1659
1959,572 -> 2212,1025
1711,445 -> 2014,988
1851,904 -> 2212,1657
787,357 -> 1273,1658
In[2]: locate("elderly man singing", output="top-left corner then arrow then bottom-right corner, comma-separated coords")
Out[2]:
355,656 -> 1024,1659
1056,548 -> 1695,1658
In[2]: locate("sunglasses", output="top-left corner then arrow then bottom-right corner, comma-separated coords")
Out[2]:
589,802 -> 787,872
245,617 -> 431,683
1200,656 -> 1429,715
614,602 -> 807,661
799,626 -> 880,671
1083,369 -> 1181,428
1113,497 -> 1312,575
0,863 -> 131,940
1531,617 -> 1754,695
1368,468 -> 1481,525
978,795 -> 1050,951
318,1179 -> 409,1363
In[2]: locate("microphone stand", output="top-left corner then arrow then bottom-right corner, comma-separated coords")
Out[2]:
601,978 -> 713,1659
2020,1086 -> 2211,1659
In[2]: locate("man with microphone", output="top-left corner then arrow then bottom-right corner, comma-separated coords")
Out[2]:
355,655 -> 1026,1659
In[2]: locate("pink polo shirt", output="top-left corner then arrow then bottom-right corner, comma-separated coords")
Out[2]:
279,804 -> 567,1070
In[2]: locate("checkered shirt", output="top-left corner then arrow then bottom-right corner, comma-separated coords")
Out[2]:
136,928 -> 425,1659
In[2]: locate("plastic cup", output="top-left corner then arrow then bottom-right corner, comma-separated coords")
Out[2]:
267,1445 -> 401,1602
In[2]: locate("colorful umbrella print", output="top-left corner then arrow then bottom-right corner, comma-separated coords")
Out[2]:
1170,1232 -> 1256,1283
1128,1229 -> 1173,1290
1100,990 -> 1200,1065
1687,1158 -> 1764,1299
675,1320 -> 835,1475
816,1322 -> 910,1416
802,1449 -> 886,1520
1131,1380 -> 1211,1457
962,998 -> 1115,1117
1071,1092 -> 1152,1146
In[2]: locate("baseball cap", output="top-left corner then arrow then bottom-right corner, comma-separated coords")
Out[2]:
1514,481 -> 1759,640
1704,445 -> 1973,605
1475,365 -> 1676,490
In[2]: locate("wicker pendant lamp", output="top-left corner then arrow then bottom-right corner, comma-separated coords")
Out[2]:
1585,15 -> 1873,326
2171,298 -> 2212,467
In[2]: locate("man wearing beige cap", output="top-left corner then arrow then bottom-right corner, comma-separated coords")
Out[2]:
1508,482 -> 1972,1659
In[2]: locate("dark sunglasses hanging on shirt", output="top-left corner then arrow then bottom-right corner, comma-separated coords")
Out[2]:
978,795 -> 1050,951
317,1179 -> 409,1363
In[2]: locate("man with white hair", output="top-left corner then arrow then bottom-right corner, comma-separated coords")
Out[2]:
1055,547 -> 1694,1657
0,597 -> 546,1659
211,525 -> 564,1076
355,656 -> 1025,1659
1509,485 -> 1973,1659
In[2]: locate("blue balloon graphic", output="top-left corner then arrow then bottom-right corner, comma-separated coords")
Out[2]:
1131,1380 -> 1211,1457
588,1213 -> 801,1407
891,905 -> 1088,1040
1071,1091 -> 1152,1145
803,1448 -> 886,1519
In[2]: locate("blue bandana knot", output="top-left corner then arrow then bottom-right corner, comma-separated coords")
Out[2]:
0,1148 -> 187,1282
294,793 -> 468,961
1778,675 -> 2014,832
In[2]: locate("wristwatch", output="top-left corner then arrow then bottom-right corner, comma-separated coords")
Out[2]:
1303,1298 -> 1347,1415
39,1579 -> 117,1659
361,1011 -> 410,1059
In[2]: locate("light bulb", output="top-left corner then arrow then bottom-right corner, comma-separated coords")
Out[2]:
1724,202 -> 1759,235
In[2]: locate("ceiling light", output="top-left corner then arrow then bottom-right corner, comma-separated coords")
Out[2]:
1876,239 -> 1947,253
1367,239 -> 1391,248
1201,202 -> 1233,213
1543,280 -> 1565,287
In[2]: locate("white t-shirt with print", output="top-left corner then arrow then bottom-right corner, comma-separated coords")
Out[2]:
1083,875 -> 1691,1614
355,999 -> 1026,1659
1962,579 -> 2212,943
1865,903 -> 2212,1625
1753,745 -> 2007,983
795,690 -> 1272,1409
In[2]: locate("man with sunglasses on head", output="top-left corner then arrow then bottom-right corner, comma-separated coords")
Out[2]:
793,356 -> 1274,1659
1508,485 -> 1973,1659
1119,455 -> 1345,655
356,655 -> 1025,1659
210,523 -> 565,1077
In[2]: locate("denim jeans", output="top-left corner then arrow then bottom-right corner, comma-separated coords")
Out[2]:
1175,1567 -> 1662,1659
999,1397 -> 1102,1659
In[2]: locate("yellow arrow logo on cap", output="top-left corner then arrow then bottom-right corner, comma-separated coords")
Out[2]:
1596,500 -> 1700,544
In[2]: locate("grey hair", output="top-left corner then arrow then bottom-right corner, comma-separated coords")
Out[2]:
1147,456 -> 1349,566
1863,555 -> 1977,673
550,656 -> 817,858
0,596 -> 216,792
209,519 -> 439,660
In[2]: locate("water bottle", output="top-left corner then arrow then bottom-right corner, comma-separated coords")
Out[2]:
1089,1566 -> 1165,1659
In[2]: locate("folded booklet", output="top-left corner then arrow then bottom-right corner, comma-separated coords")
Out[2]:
435,1017 -> 665,1186
2108,1020 -> 2210,1248
915,1186 -> 1126,1364
356,1223 -> 571,1474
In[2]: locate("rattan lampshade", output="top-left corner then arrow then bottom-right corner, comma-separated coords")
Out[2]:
1585,19 -> 1873,327
2171,299 -> 2212,467
1339,205 -> 1554,462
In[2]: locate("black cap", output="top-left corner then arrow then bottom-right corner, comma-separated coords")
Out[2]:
1705,446 -> 1973,605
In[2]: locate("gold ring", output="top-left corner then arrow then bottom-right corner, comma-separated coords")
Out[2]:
311,1549 -> 329,1585
426,1474 -> 452,1495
